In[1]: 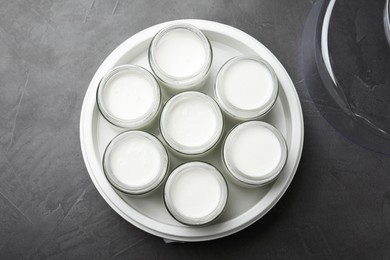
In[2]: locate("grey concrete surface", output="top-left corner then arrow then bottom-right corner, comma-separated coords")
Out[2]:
0,0 -> 389,259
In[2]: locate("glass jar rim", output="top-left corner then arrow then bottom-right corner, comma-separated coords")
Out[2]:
164,161 -> 228,225
103,131 -> 169,195
223,121 -> 288,185
97,65 -> 161,129
160,91 -> 224,155
215,55 -> 279,120
148,23 -> 213,89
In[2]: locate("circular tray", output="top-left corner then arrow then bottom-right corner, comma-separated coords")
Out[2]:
80,19 -> 304,242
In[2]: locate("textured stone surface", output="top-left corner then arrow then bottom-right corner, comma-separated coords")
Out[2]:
0,0 -> 389,258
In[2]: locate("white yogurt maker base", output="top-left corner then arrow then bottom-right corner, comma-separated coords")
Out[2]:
80,19 -> 304,242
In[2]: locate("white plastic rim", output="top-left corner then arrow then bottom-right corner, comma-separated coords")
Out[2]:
80,19 -> 304,242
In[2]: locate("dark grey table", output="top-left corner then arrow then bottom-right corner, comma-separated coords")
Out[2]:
1,0 -> 389,259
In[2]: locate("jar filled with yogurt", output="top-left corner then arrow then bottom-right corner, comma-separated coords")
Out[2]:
164,162 -> 228,226
160,91 -> 223,158
103,131 -> 169,196
97,65 -> 161,130
215,55 -> 278,121
149,23 -> 213,92
223,121 -> 287,187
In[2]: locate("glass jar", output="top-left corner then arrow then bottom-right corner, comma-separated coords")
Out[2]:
148,23 -> 213,92
97,65 -> 161,129
164,162 -> 228,226
160,91 -> 223,157
215,55 -> 278,120
103,131 -> 169,196
223,121 -> 287,187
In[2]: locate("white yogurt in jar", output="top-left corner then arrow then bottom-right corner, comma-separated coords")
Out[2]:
97,65 -> 161,129
215,56 -> 278,120
154,28 -> 206,78
149,23 -> 212,91
164,162 -> 228,225
103,131 -> 168,195
223,121 -> 287,186
160,91 -> 223,155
